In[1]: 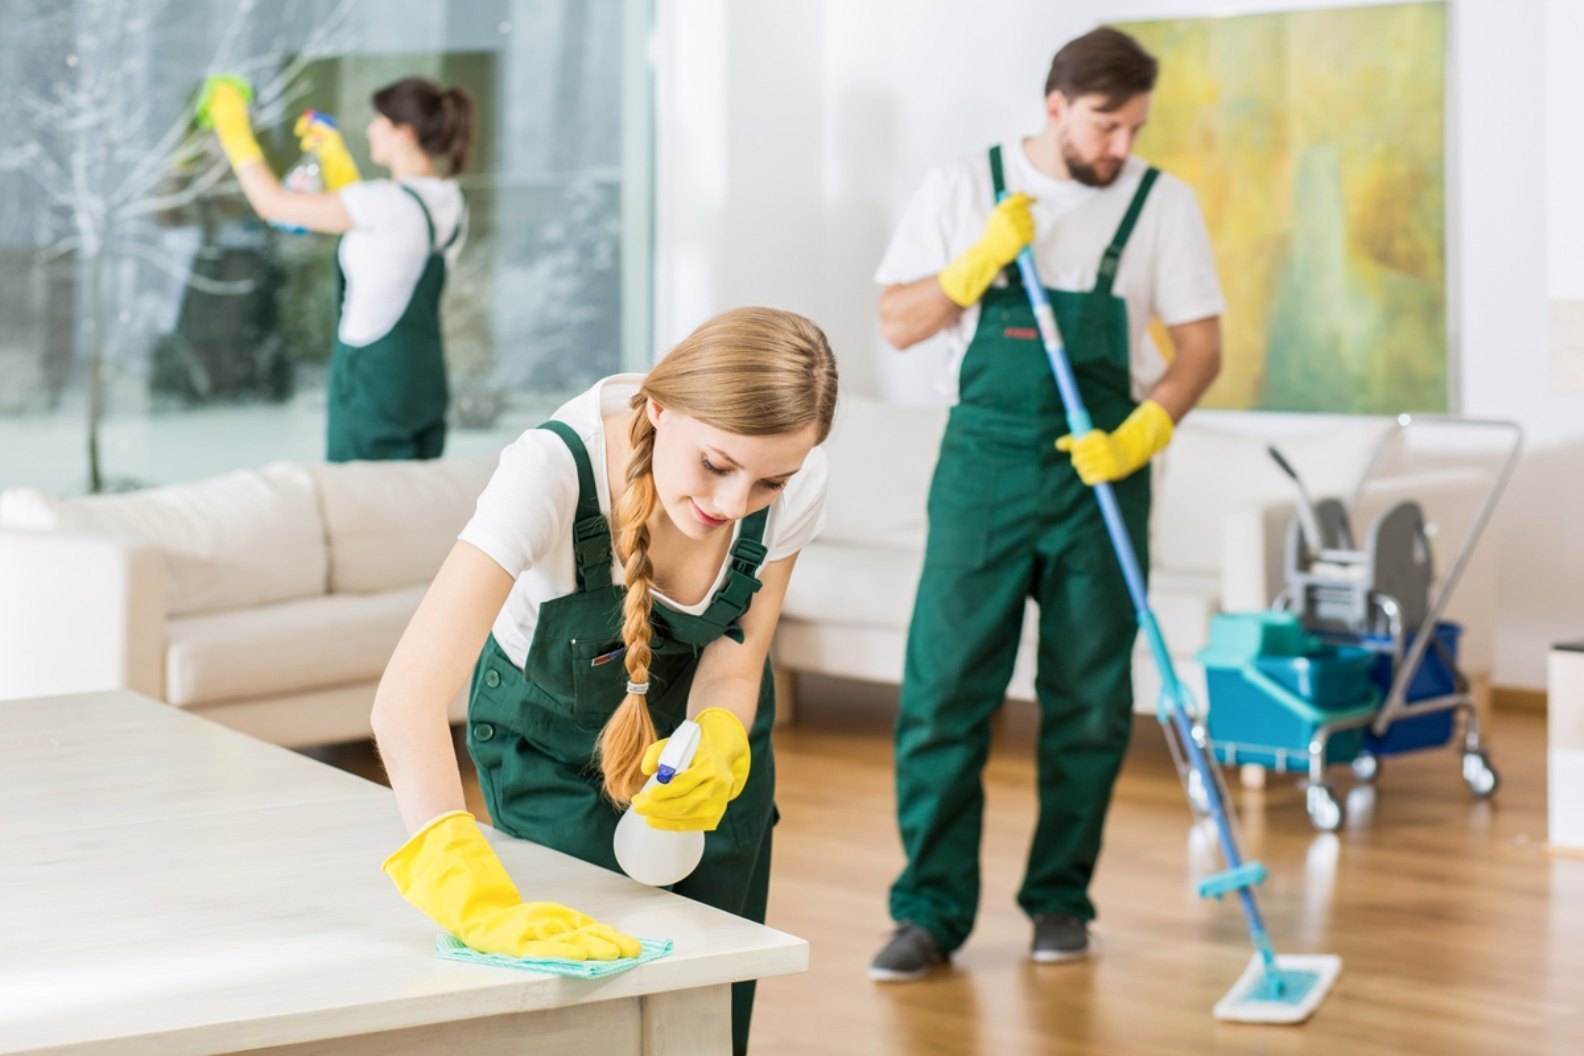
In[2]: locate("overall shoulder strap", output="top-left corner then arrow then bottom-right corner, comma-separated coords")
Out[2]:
987,145 -> 1023,290
536,421 -> 612,591
441,197 -> 468,251
395,183 -> 438,250
1095,166 -> 1159,296
692,507 -> 771,643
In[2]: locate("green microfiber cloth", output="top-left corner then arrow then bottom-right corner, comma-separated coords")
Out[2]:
193,74 -> 255,129
433,934 -> 673,978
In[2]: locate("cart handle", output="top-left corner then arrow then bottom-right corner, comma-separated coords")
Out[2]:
1356,416 -> 1522,732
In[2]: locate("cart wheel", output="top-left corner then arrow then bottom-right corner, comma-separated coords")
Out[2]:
1351,753 -> 1380,784
1462,751 -> 1499,799
1306,785 -> 1344,833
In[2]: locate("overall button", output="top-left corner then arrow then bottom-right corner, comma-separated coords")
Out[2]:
484,669 -> 501,688
473,723 -> 495,741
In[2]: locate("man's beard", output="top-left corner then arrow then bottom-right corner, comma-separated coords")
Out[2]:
1062,141 -> 1123,188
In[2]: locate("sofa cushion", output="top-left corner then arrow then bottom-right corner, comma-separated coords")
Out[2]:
820,396 -> 946,546
312,456 -> 497,594
0,464 -> 326,617
783,546 -> 1220,639
781,539 -> 926,629
164,584 -> 428,707
1154,420 -> 1390,576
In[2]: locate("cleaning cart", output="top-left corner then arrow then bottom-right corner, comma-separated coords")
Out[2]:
1200,415 -> 1522,832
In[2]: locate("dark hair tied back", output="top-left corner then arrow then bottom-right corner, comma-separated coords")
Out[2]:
372,77 -> 476,174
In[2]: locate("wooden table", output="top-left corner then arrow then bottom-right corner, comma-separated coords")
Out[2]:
0,692 -> 807,1054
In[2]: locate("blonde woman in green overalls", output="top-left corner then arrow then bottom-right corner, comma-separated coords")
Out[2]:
371,307 -> 838,1055
198,75 -> 472,462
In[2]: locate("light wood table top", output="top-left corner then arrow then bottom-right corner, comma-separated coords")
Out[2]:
0,691 -> 806,1055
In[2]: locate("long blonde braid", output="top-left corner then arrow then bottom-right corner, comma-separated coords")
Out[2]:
596,399 -> 661,804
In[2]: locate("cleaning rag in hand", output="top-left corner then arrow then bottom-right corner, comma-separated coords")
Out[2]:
433,934 -> 673,979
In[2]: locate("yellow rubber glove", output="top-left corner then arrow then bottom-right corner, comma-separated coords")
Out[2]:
294,109 -> 361,191
631,708 -> 751,832
1056,399 -> 1175,486
194,74 -> 263,170
382,811 -> 641,960
937,191 -> 1036,307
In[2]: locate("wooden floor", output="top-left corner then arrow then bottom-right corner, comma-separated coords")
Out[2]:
315,679 -> 1583,1056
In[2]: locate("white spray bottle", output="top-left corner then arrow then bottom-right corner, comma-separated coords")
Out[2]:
271,109 -> 332,236
613,719 -> 705,886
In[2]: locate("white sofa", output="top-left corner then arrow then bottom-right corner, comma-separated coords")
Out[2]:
0,402 -> 1498,747
773,396 -> 1498,718
0,457 -> 496,747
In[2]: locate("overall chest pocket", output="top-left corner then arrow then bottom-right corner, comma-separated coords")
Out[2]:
1049,289 -> 1129,373
568,637 -> 694,730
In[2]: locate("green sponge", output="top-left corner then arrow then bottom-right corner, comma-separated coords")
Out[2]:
193,74 -> 254,129
433,934 -> 674,979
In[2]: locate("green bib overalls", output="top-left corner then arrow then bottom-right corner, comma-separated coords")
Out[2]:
889,146 -> 1159,952
467,421 -> 778,1055
327,184 -> 458,462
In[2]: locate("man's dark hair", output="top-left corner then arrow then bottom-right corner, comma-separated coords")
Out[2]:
1044,27 -> 1159,112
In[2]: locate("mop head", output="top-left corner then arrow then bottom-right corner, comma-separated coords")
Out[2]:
434,934 -> 673,979
1213,953 -> 1341,1024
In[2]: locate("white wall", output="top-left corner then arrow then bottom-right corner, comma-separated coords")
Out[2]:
1548,0 -> 1584,304
655,0 -> 1583,688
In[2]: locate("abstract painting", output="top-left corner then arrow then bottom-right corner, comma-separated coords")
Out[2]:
1120,3 -> 1448,413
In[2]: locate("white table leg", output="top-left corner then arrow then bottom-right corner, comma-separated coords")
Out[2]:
641,983 -> 732,1054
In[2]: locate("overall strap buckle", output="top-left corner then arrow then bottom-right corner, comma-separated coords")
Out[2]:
730,536 -> 769,573
692,531 -> 768,639
713,569 -> 764,619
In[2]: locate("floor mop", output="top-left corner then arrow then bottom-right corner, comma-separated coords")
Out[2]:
1007,211 -> 1341,1024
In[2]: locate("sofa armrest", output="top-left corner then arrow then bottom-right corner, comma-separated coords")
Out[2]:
1219,498 -> 1295,612
0,530 -> 165,701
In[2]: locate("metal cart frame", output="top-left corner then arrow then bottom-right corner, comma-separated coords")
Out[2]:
1243,415 -> 1524,831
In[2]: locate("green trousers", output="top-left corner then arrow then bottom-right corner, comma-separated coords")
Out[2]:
888,404 -> 1149,952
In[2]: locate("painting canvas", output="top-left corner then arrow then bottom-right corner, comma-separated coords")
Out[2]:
1120,3 -> 1448,413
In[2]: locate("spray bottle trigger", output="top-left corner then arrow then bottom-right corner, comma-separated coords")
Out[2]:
654,720 -> 702,785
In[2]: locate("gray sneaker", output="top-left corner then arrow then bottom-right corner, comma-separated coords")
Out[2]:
868,922 -> 946,982
1031,913 -> 1091,963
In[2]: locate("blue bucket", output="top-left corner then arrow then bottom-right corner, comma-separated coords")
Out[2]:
1361,622 -> 1462,755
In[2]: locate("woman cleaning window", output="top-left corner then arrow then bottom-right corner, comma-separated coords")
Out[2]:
197,74 -> 471,461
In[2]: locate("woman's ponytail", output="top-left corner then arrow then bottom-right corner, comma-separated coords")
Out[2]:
371,77 -> 475,175
437,86 -> 474,175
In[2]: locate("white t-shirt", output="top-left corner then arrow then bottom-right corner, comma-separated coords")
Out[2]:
459,374 -> 830,669
874,144 -> 1225,402
336,177 -> 467,347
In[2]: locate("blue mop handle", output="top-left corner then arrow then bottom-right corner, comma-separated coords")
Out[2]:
1009,248 -> 1176,697
1008,233 -> 1284,983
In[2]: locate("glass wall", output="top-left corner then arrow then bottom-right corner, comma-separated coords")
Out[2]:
0,0 -> 652,494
